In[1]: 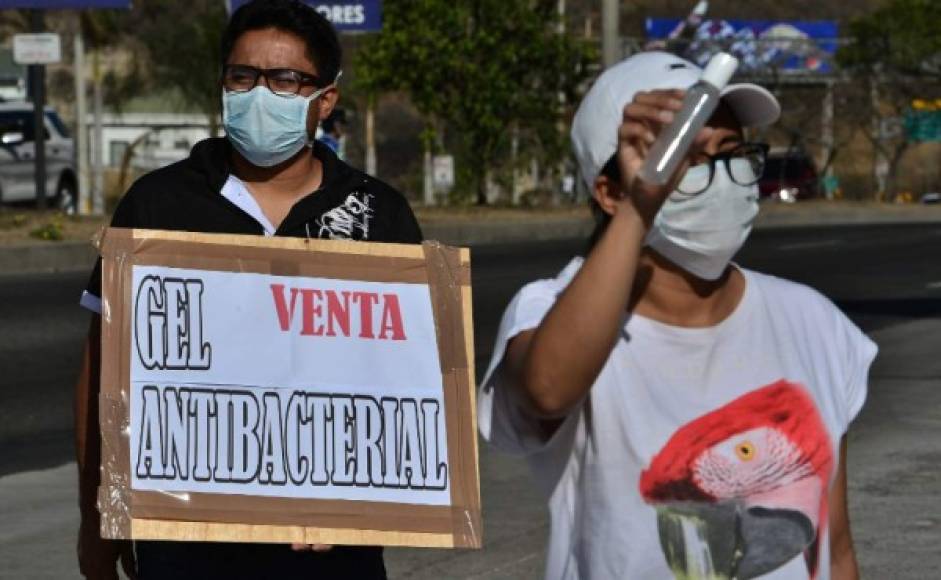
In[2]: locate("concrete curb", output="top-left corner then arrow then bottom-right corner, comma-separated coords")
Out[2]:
0,218 -> 597,276
3,205 -> 941,276
0,241 -> 98,276
421,217 -> 595,247
754,204 -> 941,229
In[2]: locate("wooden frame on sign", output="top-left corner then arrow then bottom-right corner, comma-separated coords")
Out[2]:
97,228 -> 481,549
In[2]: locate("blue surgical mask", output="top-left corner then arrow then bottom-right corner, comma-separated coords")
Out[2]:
222,85 -> 328,168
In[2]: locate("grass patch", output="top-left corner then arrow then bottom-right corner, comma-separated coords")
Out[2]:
0,208 -> 106,244
29,219 -> 65,242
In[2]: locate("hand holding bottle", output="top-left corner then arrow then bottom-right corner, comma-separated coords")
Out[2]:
616,52 -> 739,227
614,89 -> 715,227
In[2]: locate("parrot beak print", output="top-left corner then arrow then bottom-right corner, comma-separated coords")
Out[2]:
639,381 -> 833,580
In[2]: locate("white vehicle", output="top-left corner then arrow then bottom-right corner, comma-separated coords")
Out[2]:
0,101 -> 77,212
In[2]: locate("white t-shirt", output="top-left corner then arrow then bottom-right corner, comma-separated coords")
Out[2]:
478,258 -> 877,580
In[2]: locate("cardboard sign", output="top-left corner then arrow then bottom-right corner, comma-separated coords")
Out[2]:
97,228 -> 481,549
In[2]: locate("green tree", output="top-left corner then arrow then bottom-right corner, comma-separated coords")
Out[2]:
75,1 -> 225,131
128,0 -> 227,135
80,11 -> 143,112
73,3 -> 224,194
839,0 -> 941,81
838,0 -> 941,198
355,0 -> 594,205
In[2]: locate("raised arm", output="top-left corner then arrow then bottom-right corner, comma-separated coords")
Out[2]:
503,89 -> 713,419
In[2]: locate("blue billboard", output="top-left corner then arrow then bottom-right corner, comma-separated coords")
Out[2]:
0,0 -> 131,7
227,0 -> 381,32
646,18 -> 839,74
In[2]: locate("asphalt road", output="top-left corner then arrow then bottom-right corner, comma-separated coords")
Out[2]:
1,224 -> 940,578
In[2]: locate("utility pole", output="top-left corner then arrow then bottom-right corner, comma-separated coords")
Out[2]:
365,97 -> 377,177
821,80 -> 834,183
555,0 -> 566,205
92,50 -> 104,215
75,33 -> 90,215
422,127 -> 434,206
29,10 -> 48,210
870,75 -> 888,198
601,0 -> 619,68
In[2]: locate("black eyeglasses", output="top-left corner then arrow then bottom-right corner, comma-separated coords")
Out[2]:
222,64 -> 322,98
675,142 -> 770,196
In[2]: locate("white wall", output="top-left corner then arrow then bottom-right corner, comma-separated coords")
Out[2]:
86,112 -> 214,170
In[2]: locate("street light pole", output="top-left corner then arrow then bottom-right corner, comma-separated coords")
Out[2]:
601,0 -> 619,68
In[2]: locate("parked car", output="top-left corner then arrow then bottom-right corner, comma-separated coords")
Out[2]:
758,149 -> 820,203
0,101 -> 77,212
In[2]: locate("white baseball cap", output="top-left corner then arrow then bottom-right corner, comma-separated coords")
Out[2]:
571,51 -> 781,188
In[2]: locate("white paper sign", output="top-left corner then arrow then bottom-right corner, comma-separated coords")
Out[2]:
433,155 -> 455,192
129,265 -> 451,506
13,33 -> 62,65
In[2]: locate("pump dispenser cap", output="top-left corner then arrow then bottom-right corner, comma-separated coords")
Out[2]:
701,52 -> 739,90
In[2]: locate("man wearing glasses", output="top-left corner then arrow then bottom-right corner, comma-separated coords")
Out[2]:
74,1 -> 419,578
478,51 -> 873,579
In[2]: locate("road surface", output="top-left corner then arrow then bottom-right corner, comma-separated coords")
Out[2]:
1,224 -> 939,578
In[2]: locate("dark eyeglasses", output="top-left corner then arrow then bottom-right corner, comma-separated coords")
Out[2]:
675,142 -> 770,196
222,64 -> 321,98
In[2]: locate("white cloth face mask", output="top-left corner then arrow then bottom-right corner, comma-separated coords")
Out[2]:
646,158 -> 760,280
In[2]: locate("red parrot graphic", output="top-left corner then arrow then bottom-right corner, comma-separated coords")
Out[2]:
639,380 -> 833,579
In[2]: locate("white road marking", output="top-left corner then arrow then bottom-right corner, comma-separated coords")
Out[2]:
926,281 -> 941,289
778,239 -> 844,251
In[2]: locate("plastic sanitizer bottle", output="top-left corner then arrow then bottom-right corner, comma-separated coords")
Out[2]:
638,52 -> 739,186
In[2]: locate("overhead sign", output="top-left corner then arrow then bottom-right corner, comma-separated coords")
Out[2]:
646,19 -> 839,75
905,104 -> 941,142
13,33 -> 61,65
96,228 -> 481,548
227,0 -> 382,32
0,0 -> 131,7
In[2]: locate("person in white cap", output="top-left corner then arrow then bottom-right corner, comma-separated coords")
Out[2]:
478,51 -> 874,580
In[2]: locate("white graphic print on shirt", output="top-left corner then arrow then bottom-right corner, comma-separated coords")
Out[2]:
316,192 -> 374,239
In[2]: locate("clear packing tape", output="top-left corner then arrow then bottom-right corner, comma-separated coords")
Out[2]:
98,393 -> 131,539
422,241 -> 482,549
95,228 -> 482,548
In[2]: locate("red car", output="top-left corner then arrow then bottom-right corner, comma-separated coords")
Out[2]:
758,150 -> 820,202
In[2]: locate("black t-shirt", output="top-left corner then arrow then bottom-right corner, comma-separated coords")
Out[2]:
85,137 -> 421,303
84,138 -> 422,579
